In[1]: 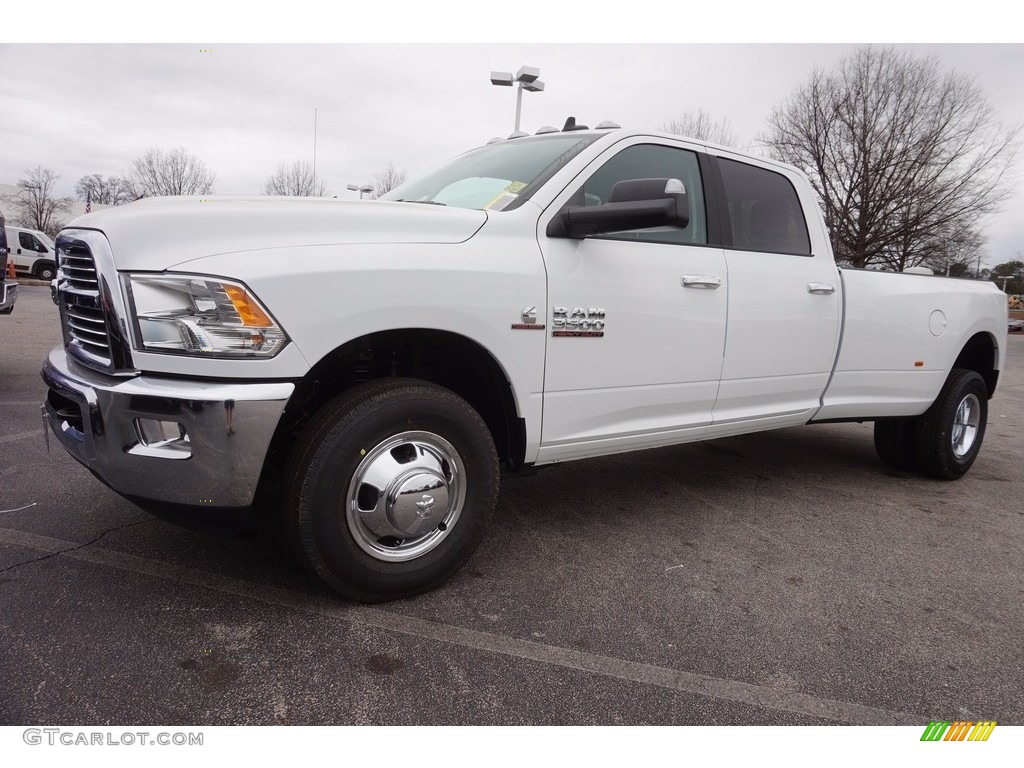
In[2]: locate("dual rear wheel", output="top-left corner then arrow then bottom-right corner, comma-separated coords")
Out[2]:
874,368 -> 988,480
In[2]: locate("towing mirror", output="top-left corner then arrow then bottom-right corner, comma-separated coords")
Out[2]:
547,178 -> 690,239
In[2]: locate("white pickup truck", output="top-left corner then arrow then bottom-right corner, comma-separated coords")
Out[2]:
42,123 -> 1008,601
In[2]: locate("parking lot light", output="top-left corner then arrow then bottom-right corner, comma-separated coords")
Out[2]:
490,65 -> 546,133
346,184 -> 373,199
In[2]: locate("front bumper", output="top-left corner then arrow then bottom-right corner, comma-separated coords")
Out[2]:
42,346 -> 294,508
0,279 -> 17,312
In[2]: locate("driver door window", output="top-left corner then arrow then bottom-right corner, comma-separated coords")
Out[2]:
19,232 -> 46,253
573,144 -> 707,245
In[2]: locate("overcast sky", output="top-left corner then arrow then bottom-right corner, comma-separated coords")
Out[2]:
1,40 -> 1021,268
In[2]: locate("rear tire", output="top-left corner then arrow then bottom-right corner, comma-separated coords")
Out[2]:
284,378 -> 499,602
913,368 -> 988,480
873,418 -> 918,472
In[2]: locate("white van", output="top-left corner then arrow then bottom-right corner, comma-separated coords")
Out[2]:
5,225 -> 57,280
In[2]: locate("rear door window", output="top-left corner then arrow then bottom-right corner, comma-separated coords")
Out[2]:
718,158 -> 810,255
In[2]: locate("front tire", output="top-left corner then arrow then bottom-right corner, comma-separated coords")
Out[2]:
914,368 -> 988,480
285,378 -> 499,602
35,262 -> 55,281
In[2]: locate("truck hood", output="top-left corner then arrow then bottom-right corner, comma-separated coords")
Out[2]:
63,196 -> 488,271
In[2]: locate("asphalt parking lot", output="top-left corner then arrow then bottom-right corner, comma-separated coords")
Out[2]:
1,284 -> 1022,726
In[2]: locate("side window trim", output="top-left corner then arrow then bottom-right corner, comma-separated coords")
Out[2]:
699,152 -> 728,248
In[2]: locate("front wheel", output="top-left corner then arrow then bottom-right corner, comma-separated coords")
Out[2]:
35,262 -> 55,281
914,368 -> 988,480
285,378 -> 499,602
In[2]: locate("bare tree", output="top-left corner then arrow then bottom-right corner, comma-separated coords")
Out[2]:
372,162 -> 406,199
920,226 -> 984,277
126,147 -> 216,198
761,46 -> 1019,270
5,166 -> 73,237
263,161 -> 327,197
662,109 -> 737,146
75,174 -> 131,206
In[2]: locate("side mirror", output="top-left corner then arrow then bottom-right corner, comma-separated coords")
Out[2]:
547,178 -> 690,239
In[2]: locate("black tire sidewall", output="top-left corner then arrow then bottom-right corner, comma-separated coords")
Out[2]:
918,370 -> 988,479
292,382 -> 498,600
874,418 -> 917,471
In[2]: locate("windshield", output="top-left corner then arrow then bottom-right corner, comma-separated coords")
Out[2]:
382,134 -> 601,211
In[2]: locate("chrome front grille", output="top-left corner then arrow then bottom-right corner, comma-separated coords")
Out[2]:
65,304 -> 109,353
61,251 -> 100,290
55,232 -> 132,373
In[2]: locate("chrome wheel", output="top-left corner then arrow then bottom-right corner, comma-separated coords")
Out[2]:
345,430 -> 465,562
950,393 -> 981,459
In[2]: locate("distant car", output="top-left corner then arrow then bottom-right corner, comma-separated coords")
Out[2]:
1009,318 -> 1024,333
4,225 -> 57,280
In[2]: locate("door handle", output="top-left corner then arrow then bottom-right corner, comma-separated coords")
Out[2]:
681,275 -> 722,289
808,283 -> 835,295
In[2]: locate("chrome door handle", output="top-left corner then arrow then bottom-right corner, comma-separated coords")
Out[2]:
681,275 -> 722,289
808,283 -> 835,295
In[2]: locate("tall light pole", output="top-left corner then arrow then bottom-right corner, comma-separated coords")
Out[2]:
347,183 -> 373,199
490,66 -> 545,133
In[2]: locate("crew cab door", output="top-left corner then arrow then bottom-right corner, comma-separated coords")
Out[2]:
709,153 -> 842,423
536,139 -> 728,461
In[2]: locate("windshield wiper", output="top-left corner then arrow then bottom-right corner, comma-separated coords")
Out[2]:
395,199 -> 447,206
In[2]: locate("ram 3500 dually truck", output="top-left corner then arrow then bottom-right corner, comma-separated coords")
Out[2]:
42,125 -> 1008,601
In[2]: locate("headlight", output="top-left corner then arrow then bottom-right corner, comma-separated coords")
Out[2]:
125,274 -> 288,358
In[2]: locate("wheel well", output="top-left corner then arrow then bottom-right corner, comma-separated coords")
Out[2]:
953,332 -> 999,397
266,329 -> 526,480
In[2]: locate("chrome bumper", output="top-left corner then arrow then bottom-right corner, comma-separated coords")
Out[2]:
41,347 -> 294,507
0,279 -> 17,312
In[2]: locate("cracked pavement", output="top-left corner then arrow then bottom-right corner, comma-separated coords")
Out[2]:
1,284 -> 1022,725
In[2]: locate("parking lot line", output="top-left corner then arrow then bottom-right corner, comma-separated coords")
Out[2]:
0,525 -> 925,726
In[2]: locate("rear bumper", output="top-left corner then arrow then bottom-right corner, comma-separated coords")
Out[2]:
0,279 -> 17,312
42,346 -> 294,508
